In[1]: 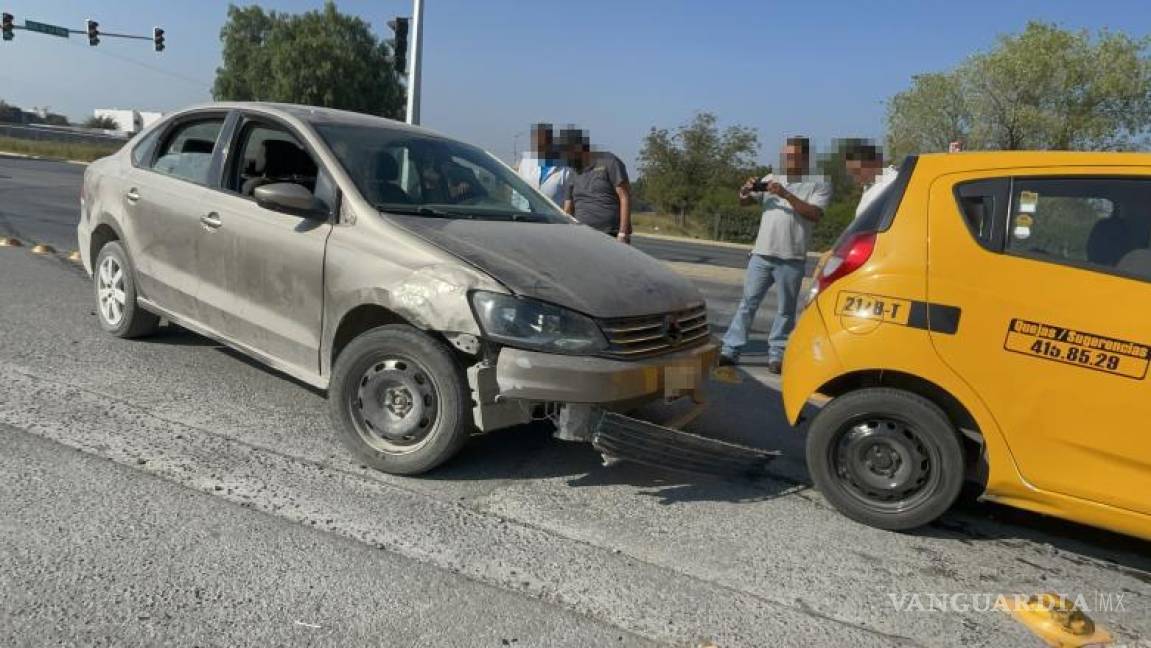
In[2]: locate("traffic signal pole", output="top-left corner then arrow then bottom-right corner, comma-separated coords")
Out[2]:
405,0 -> 423,126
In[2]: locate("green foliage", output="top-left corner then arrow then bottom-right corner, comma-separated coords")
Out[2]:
213,2 -> 405,119
888,22 -> 1151,158
84,115 -> 120,130
637,112 -> 759,217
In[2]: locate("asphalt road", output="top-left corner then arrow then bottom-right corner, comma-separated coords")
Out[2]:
2,154 -> 1151,647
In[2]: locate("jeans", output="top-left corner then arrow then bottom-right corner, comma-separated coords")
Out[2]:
721,254 -> 806,362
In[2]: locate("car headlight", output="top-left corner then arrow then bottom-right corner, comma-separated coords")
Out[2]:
470,291 -> 607,354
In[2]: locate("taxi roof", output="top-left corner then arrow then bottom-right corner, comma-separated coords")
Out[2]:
913,150 -> 1151,174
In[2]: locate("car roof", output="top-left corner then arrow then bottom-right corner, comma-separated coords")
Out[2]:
173,101 -> 448,138
913,150 -> 1151,174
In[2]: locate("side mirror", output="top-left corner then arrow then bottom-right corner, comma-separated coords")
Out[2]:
254,182 -> 325,217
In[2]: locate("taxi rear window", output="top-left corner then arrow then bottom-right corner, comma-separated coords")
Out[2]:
835,155 -> 917,246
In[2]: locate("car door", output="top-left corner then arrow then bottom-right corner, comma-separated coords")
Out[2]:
124,114 -> 227,319
195,116 -> 333,375
927,167 -> 1151,515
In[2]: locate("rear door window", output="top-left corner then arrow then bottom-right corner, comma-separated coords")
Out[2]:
1006,177 -> 1151,282
151,118 -> 225,185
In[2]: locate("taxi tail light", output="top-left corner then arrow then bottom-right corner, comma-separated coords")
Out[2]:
817,231 -> 876,293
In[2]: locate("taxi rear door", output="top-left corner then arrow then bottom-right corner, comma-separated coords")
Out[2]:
926,167 -> 1151,516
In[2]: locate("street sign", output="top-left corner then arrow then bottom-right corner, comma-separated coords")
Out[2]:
24,19 -> 69,38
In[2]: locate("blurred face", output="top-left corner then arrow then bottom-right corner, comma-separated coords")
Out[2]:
781,143 -> 808,176
846,158 -> 883,186
531,127 -> 552,157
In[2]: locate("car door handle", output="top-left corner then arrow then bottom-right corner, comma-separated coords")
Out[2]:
200,212 -> 222,230
125,188 -> 140,203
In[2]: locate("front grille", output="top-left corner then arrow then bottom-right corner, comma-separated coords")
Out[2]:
598,304 -> 710,359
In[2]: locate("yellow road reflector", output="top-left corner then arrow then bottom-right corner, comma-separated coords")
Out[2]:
66,250 -> 82,262
30,243 -> 56,255
1000,592 -> 1113,647
0,236 -> 22,247
711,365 -> 743,384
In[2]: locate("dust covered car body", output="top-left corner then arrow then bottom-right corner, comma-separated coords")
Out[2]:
78,102 -> 715,474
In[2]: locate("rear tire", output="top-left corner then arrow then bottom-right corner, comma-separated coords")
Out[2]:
328,325 -> 471,475
93,241 -> 159,339
806,388 -> 964,531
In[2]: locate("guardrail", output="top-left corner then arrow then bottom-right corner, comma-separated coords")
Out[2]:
709,209 -> 760,244
0,123 -> 129,146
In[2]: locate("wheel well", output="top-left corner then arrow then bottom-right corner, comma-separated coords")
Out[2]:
331,305 -> 409,366
90,224 -> 119,263
816,369 -> 987,485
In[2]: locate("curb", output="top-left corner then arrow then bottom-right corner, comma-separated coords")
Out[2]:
0,150 -> 91,166
633,232 -> 754,251
634,232 -> 825,260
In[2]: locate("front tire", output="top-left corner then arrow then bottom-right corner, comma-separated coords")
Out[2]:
806,388 -> 965,531
328,325 -> 472,475
94,241 -> 159,338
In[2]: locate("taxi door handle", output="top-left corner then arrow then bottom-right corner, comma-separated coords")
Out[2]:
125,188 -> 140,203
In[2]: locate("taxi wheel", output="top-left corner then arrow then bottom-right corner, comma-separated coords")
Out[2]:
807,388 -> 964,531
329,325 -> 472,475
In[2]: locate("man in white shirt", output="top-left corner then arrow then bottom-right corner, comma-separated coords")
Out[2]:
720,136 -> 832,373
516,123 -> 572,206
846,143 -> 898,218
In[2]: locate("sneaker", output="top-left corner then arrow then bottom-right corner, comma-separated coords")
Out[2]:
718,354 -> 738,367
767,359 -> 783,374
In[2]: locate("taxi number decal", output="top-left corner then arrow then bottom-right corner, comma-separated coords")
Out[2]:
1003,318 -> 1150,380
836,292 -> 912,326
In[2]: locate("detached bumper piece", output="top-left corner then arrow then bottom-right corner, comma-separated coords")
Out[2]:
592,412 -> 779,478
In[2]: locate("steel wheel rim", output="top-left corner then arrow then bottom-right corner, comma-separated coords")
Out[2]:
97,255 -> 126,326
350,356 -> 439,454
830,415 -> 942,514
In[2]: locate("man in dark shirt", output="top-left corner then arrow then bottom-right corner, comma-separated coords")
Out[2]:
561,130 -> 632,244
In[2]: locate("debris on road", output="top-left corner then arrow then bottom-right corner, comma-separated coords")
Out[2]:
592,411 -> 778,477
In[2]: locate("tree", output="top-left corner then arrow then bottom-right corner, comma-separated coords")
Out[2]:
213,2 -> 405,119
887,22 -> 1151,158
637,112 -> 759,222
84,115 -> 120,130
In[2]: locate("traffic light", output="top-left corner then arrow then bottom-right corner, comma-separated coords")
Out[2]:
2,13 -> 14,41
85,19 -> 99,46
388,17 -> 409,74
153,26 -> 164,52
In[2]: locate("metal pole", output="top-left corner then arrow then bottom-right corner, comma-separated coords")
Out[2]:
405,0 -> 423,125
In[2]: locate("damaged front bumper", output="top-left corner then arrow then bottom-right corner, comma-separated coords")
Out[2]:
467,341 -> 716,433
495,342 -> 718,406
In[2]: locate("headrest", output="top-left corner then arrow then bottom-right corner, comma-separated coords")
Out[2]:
181,138 -> 214,154
1086,217 -> 1134,266
374,150 -> 399,181
262,139 -> 314,177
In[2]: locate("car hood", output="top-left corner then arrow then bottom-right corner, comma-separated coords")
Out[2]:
386,215 -> 704,318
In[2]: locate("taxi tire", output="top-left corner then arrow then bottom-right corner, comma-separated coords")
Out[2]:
806,388 -> 965,532
328,325 -> 472,475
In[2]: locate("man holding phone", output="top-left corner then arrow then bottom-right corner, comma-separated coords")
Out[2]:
720,136 -> 831,373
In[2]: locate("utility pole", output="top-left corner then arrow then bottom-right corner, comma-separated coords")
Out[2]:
405,0 -> 424,125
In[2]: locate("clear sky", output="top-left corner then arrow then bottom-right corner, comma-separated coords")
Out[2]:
2,1 -> 1149,169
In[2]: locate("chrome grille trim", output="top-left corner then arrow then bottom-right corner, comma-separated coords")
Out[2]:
598,304 -> 711,359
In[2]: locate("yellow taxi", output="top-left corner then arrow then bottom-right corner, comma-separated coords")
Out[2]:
783,152 -> 1151,540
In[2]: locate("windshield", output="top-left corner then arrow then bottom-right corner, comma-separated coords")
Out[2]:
314,123 -> 570,222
